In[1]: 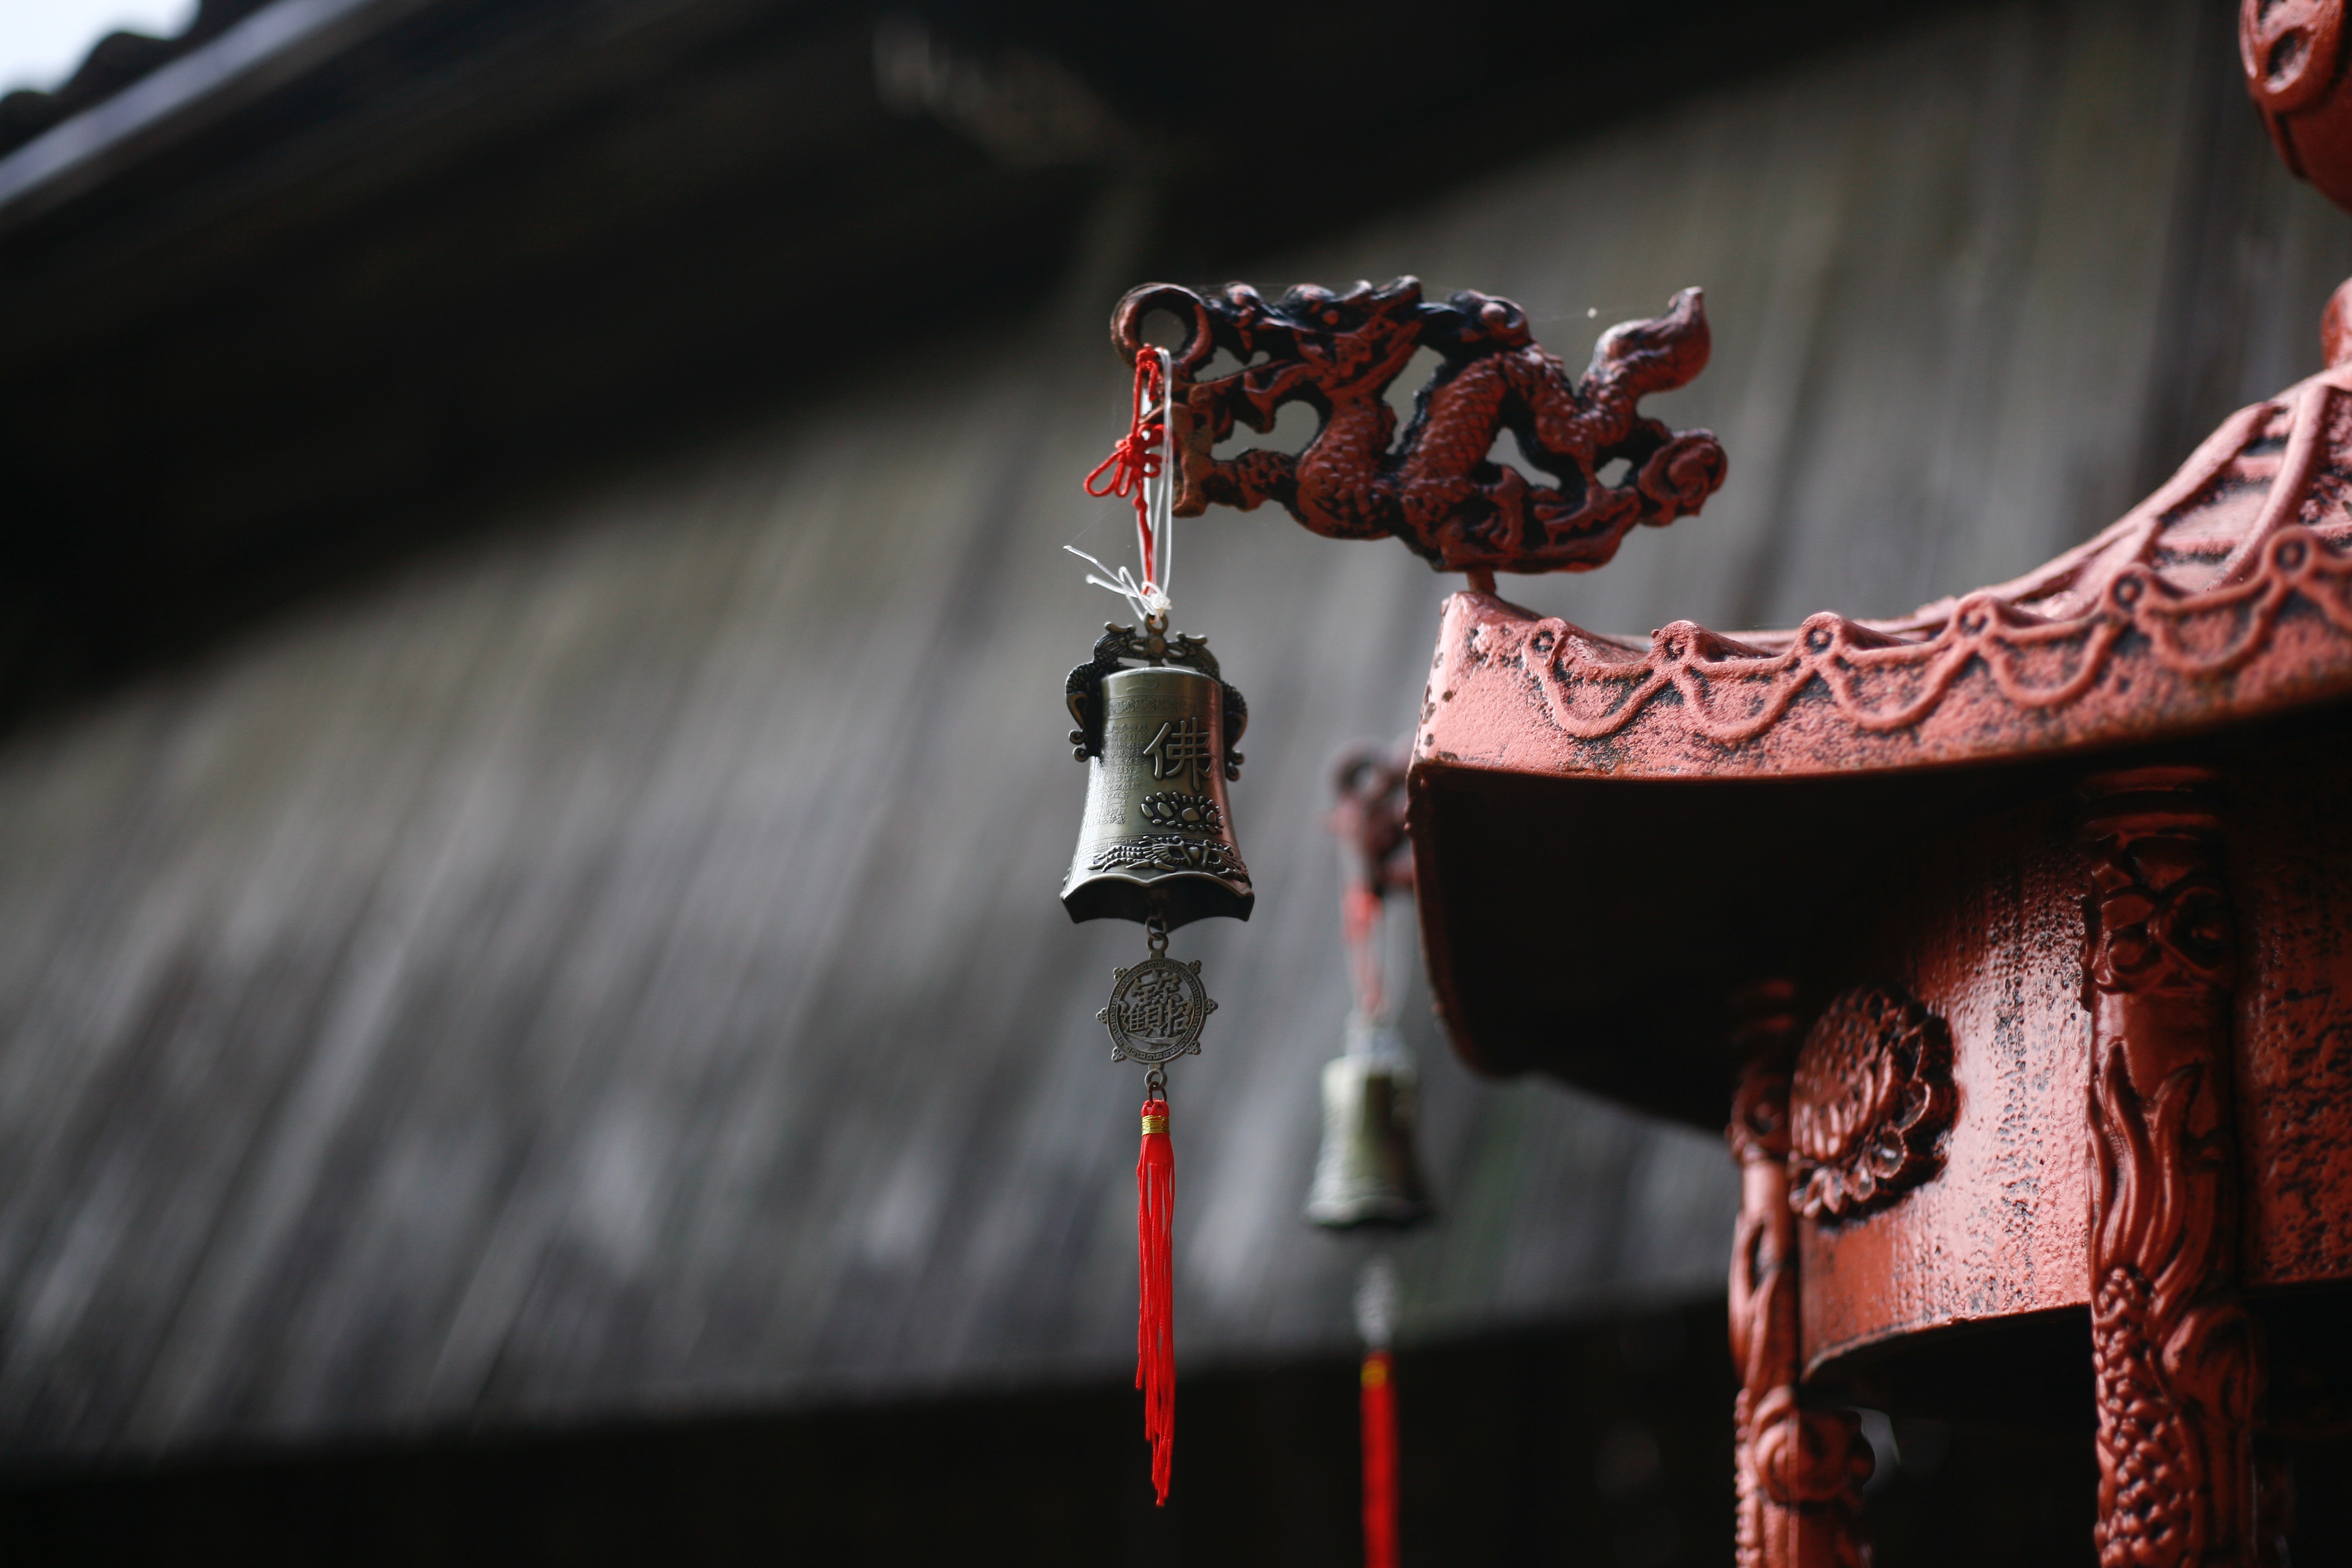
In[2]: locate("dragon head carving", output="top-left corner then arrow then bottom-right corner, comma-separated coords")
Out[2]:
1110,276 -> 1727,576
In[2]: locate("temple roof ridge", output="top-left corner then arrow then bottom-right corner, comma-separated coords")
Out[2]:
1421,358 -> 2352,780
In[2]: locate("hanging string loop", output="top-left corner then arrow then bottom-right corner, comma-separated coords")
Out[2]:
1073,346 -> 1178,622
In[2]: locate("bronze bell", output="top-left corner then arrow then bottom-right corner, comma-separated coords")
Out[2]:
1305,1014 -> 1433,1229
1062,619 -> 1252,929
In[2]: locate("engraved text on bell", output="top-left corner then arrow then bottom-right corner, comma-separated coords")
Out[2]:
1141,717 -> 1211,792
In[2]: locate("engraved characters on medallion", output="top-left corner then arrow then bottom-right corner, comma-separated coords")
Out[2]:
1098,956 -> 1218,1066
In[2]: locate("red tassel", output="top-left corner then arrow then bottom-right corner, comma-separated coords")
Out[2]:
1361,1350 -> 1398,1568
1137,1097 -> 1177,1506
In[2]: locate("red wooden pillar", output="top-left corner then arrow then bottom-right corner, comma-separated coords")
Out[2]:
1726,983 -> 1870,1568
2077,768 -> 2268,1567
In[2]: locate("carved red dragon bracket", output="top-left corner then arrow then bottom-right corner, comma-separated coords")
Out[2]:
1110,278 -> 1728,575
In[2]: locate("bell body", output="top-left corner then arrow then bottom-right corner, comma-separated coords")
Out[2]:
1063,665 -> 1254,928
1305,1017 -> 1433,1229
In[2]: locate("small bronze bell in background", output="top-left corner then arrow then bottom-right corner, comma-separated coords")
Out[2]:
1305,746 -> 1432,1230
1306,1013 -> 1433,1228
1062,616 -> 1252,929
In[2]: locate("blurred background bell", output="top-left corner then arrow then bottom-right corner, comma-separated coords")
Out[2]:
1306,1013 -> 1434,1228
1062,641 -> 1253,928
1306,744 -> 1433,1230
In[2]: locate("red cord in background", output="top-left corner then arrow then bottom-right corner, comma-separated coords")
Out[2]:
1137,1097 -> 1177,1506
1362,1350 -> 1399,1568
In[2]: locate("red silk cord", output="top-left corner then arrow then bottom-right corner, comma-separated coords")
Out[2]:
1084,352 -> 1168,591
1341,881 -> 1387,1019
1361,1350 -> 1399,1568
1137,1098 -> 1177,1505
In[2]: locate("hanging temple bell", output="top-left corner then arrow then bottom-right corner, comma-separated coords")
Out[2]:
1062,617 -> 1252,930
1305,1014 -> 1433,1229
1304,746 -> 1432,1230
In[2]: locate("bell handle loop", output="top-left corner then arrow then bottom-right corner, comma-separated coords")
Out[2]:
1110,283 -> 1215,375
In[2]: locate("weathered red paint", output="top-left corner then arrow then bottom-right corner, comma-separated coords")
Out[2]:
1796,801 -> 2092,1374
1405,397 -> 2352,1552
1413,362 -> 2352,785
2245,0 -> 2352,212
2231,727 -> 2352,1290
2076,769 -> 2263,1568
1109,279 -> 1726,575
1787,983 -> 1956,1223
1388,11 -> 2352,1557
1728,985 -> 1871,1568
1098,11 -> 2352,1553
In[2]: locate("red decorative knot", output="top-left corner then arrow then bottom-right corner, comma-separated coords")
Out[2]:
1084,350 -> 1168,585
1787,984 -> 1957,1221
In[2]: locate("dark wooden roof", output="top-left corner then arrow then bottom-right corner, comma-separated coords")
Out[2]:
0,0 -> 2341,1465
0,0 -> 1939,731
0,328 -> 1747,1460
0,0 -> 273,159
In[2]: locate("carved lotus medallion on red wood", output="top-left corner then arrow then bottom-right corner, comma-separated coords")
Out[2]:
1788,984 -> 1957,1221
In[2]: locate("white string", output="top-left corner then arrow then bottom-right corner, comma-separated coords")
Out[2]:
1063,546 -> 1167,622
1069,347 -> 1176,622
1355,1255 -> 1397,1352
1145,345 -> 1173,605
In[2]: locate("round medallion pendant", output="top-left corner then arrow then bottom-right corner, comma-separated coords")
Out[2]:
1097,956 -> 1218,1066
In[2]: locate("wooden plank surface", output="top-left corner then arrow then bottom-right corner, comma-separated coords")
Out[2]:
0,0 -> 2341,1460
